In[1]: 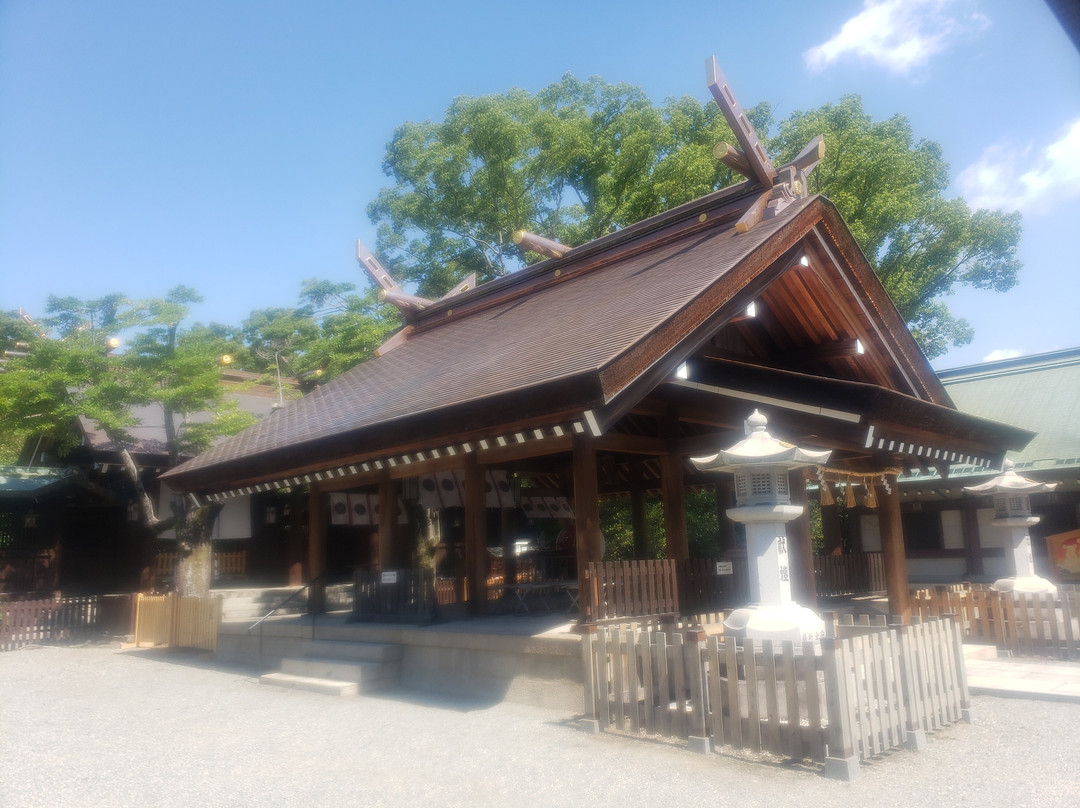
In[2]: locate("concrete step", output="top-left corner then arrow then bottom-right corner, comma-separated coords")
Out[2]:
259,672 -> 358,697
299,639 -> 401,664
280,656 -> 399,693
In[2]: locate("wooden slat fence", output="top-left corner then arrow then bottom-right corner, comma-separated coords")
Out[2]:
581,560 -> 679,625
134,593 -> 221,652
911,583 -> 1080,659
0,596 -> 99,651
815,552 -> 886,597
582,614 -> 969,777
677,558 -> 747,615
154,550 -> 247,582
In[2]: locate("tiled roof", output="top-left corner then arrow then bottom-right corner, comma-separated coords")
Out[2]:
938,348 -> 1080,472
165,190 -> 818,490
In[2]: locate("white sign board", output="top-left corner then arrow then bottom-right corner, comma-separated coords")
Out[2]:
715,561 -> 734,576
380,571 -> 399,584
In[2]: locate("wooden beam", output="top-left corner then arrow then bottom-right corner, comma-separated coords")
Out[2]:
441,273 -> 477,299
464,455 -> 488,615
712,142 -> 754,178
877,480 -> 911,622
378,474 -> 400,570
595,432 -> 669,456
785,134 -> 825,174
356,240 -> 401,294
307,482 -> 327,615
476,433 -> 573,465
734,189 -> 772,234
379,288 -> 433,312
661,451 -> 688,560
780,338 -> 864,365
512,229 -> 571,259
374,325 -> 414,357
705,56 -> 776,187
631,486 -> 649,559
962,498 -> 985,577
573,434 -> 603,585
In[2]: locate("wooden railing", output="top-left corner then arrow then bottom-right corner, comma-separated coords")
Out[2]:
352,569 -> 438,623
814,552 -> 886,597
153,550 -> 247,582
0,596 -> 98,651
133,593 -> 222,652
581,614 -> 969,780
912,583 -> 1080,659
581,560 -> 679,624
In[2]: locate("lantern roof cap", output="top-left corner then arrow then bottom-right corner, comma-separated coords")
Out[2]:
963,458 -> 1058,495
691,409 -> 832,472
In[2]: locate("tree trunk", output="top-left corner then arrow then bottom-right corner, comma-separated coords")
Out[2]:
174,504 -> 222,597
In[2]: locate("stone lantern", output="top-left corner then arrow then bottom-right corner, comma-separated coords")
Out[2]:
692,410 -> 832,642
963,459 -> 1057,595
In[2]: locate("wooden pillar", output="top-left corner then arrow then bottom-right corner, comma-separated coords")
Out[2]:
307,483 -> 326,615
630,487 -> 648,559
463,456 -> 488,614
287,489 -> 306,585
378,475 -> 400,570
788,470 -> 818,607
661,452 -> 688,560
877,480 -> 911,622
961,498 -> 985,577
821,495 -> 843,554
500,507 -> 516,585
714,477 -> 736,554
573,434 -> 602,585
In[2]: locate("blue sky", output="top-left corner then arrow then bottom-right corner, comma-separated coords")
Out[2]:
1,0 -> 1078,370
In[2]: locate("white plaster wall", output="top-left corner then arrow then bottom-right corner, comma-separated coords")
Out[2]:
941,509 -> 964,550
156,483 -> 251,539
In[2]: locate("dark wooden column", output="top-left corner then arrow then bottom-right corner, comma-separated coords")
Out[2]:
714,477 -> 736,554
287,489 -> 306,585
573,434 -> 602,584
378,474 -> 400,570
307,482 -> 326,614
820,494 -> 843,554
788,470 -> 818,607
661,452 -> 688,560
464,456 -> 488,614
962,498 -> 985,577
500,507 -> 517,586
877,480 -> 911,622
630,487 -> 648,559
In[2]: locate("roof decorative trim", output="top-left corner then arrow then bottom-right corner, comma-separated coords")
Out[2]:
195,409 -> 603,502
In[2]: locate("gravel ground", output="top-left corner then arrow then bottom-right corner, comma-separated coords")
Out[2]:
1,643 -> 1077,808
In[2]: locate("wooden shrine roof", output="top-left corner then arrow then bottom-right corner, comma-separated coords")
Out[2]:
162,183 -> 1033,498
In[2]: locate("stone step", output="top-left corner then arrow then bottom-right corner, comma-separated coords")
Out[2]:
963,642 -> 1000,661
259,672 -> 358,697
280,656 -> 398,692
300,639 -> 401,664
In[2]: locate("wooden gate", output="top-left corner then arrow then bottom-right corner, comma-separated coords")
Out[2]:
134,593 -> 221,652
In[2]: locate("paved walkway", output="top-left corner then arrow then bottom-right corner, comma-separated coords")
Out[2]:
964,646 -> 1080,702
3,643 -> 1079,807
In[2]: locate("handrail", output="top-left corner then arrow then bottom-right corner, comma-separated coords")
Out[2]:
247,572 -> 326,633
247,572 -> 327,671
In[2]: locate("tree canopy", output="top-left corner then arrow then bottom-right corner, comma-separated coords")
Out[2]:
369,78 -> 1021,358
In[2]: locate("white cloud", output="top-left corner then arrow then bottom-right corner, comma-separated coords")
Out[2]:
804,0 -> 989,76
982,348 -> 1023,362
957,119 -> 1080,213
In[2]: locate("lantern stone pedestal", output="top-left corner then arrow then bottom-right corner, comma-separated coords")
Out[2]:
692,410 -> 831,644
964,460 -> 1057,596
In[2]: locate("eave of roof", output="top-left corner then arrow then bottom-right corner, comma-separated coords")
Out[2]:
160,190 -> 992,496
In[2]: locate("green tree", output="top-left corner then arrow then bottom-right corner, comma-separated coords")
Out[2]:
368,75 -> 765,298
0,290 -> 256,595
231,279 -> 397,385
371,81 -> 1020,357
